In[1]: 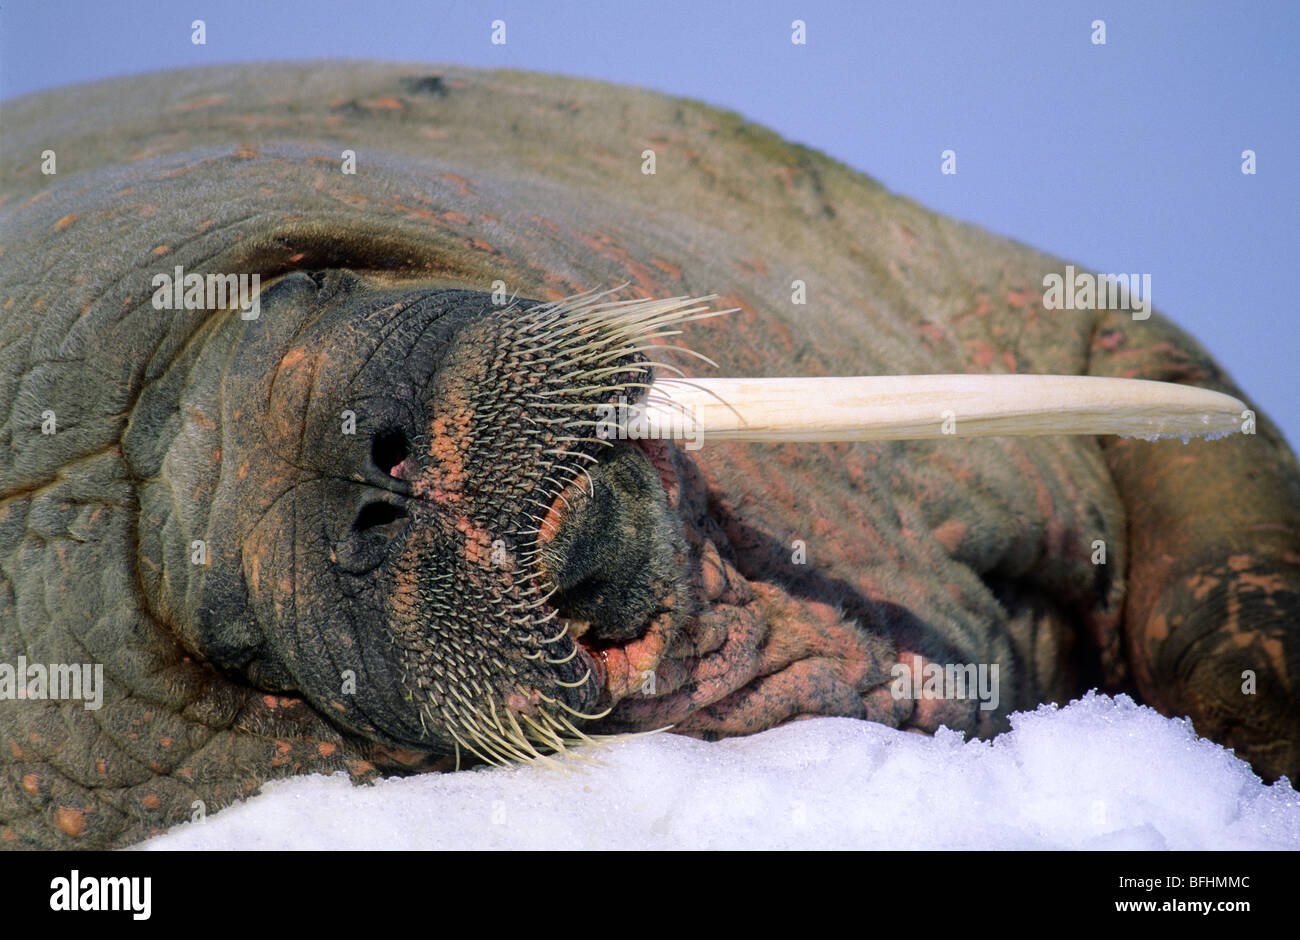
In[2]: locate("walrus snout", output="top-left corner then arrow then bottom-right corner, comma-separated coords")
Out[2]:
117,275 -> 713,767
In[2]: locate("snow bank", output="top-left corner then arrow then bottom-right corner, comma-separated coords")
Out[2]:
141,692 -> 1300,850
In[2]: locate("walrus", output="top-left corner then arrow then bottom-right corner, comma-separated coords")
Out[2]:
1,62 -> 1296,849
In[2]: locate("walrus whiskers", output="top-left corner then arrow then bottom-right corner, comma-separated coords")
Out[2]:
539,621 -> 570,645
519,712 -> 569,752
553,667 -> 593,689
544,644 -> 580,666
537,691 -> 612,724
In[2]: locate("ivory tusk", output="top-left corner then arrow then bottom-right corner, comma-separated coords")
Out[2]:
635,375 -> 1248,443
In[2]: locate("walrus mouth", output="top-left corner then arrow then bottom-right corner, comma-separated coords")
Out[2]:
536,435 -> 687,699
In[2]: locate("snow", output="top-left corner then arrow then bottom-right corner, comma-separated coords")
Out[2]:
140,692 -> 1300,850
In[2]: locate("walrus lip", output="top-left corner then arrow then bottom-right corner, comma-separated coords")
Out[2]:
566,601 -> 680,704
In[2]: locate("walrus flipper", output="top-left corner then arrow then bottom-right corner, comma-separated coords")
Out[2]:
1088,308 -> 1300,782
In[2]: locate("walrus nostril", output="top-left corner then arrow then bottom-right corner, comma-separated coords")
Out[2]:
353,501 -> 408,533
372,428 -> 410,478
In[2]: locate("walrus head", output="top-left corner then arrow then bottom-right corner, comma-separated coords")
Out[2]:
4,65 -> 1293,854
138,265 -> 1249,768
141,271 -> 720,764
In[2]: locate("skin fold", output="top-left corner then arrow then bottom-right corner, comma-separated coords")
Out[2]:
1,62 -> 1296,848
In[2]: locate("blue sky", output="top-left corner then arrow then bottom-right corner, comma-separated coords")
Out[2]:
3,0 -> 1296,444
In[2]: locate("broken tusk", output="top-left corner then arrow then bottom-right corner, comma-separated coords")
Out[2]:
637,375 -> 1248,443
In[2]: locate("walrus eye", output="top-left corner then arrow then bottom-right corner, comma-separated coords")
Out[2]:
371,427 -> 410,478
353,500 -> 408,533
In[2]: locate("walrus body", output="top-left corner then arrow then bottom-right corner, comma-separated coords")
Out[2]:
1,63 -> 1297,848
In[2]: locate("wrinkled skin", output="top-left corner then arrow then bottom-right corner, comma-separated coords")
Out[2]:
1,63 -> 1297,848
